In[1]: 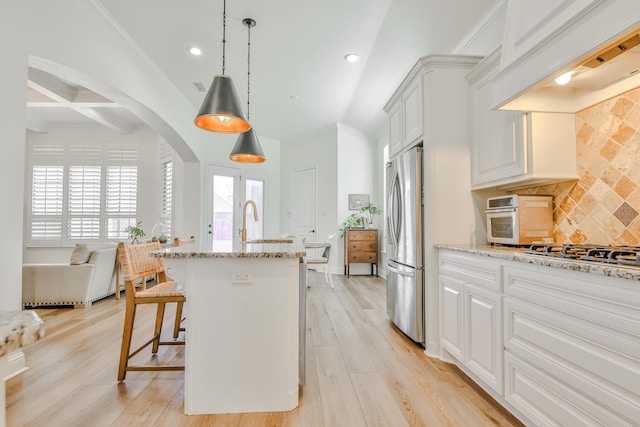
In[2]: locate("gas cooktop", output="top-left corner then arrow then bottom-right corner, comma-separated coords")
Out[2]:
527,244 -> 640,266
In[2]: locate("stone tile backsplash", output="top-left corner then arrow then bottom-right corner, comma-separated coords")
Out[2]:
517,86 -> 640,245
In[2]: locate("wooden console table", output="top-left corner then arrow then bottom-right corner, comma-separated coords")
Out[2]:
344,229 -> 378,277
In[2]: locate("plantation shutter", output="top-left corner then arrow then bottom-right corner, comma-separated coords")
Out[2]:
106,143 -> 139,239
162,160 -> 173,237
30,144 -> 65,242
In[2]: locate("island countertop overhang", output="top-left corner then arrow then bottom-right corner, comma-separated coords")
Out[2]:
150,241 -> 306,259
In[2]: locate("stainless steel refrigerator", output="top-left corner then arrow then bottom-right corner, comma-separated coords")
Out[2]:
386,146 -> 424,344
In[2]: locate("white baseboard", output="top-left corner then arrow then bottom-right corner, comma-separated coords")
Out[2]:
4,350 -> 26,381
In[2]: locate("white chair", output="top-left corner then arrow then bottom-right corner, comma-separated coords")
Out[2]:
305,234 -> 335,288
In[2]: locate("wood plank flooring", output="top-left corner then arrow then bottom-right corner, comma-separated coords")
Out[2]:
7,272 -> 523,427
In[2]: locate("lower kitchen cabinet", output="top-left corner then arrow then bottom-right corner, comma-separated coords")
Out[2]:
503,264 -> 640,426
438,247 -> 640,426
439,251 -> 503,394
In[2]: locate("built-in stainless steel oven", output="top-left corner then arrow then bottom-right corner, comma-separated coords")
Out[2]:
486,195 -> 554,246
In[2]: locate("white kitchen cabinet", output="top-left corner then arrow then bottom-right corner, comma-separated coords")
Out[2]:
384,66 -> 423,158
387,102 -> 402,158
465,284 -> 502,394
503,263 -> 640,426
439,250 -> 503,394
437,247 -> 640,425
467,51 -> 578,190
441,275 -> 463,361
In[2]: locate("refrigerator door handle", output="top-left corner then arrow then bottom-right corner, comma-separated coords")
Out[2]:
388,169 -> 401,250
387,263 -> 415,278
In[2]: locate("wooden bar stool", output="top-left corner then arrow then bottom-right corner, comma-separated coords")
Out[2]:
117,241 -> 186,381
168,236 -> 195,338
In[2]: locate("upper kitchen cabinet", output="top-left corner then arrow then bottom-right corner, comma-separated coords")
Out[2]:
385,70 -> 423,158
467,50 -> 578,190
492,0 -> 640,112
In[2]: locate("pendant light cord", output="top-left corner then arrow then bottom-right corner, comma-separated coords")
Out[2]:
246,21 -> 251,120
221,0 -> 226,74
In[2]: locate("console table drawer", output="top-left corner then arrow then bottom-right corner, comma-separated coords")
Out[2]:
347,230 -> 377,241
349,252 -> 377,263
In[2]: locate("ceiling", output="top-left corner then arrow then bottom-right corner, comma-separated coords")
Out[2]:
26,0 -> 495,141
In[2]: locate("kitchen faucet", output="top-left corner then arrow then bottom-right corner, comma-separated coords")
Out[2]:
241,200 -> 258,242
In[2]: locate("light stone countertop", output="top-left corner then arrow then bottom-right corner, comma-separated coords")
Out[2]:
151,239 -> 306,259
435,243 -> 640,282
0,310 -> 45,357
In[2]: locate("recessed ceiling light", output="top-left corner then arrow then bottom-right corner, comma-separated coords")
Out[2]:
189,46 -> 202,56
344,53 -> 359,63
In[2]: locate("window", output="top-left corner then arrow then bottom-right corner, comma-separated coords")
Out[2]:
27,140 -> 140,246
161,160 -> 173,237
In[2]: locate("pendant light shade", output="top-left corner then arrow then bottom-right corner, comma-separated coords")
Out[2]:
194,0 -> 250,133
230,128 -> 265,163
230,17 -> 266,163
195,74 -> 250,133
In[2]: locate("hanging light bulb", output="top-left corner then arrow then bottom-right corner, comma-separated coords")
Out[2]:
230,18 -> 266,163
194,0 -> 251,133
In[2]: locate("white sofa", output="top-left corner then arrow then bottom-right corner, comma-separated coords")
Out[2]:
22,242 -> 118,308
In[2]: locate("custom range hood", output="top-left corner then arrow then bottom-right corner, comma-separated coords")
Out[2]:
490,2 -> 640,113
499,32 -> 640,112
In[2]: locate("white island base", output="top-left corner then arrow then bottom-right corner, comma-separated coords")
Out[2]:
167,254 -> 301,415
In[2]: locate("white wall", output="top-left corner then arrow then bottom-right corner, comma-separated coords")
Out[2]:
336,124 -> 378,275
375,123 -> 390,278
280,127 -> 339,271
0,1 -> 28,310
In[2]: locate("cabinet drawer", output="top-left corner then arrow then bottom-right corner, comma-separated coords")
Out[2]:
505,297 -> 640,422
349,252 -> 377,263
505,351 -> 632,426
347,230 -> 377,241
349,241 -> 376,252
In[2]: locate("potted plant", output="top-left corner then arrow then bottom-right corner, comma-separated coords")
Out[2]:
124,221 -> 146,244
360,203 -> 383,228
339,212 -> 366,237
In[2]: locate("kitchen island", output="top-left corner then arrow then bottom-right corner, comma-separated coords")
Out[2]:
153,240 -> 306,415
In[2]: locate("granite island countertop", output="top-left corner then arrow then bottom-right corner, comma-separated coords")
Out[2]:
435,243 -> 640,282
0,310 -> 45,357
151,239 -> 306,259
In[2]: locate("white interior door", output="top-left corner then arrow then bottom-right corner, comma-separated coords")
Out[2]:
291,167 -> 317,242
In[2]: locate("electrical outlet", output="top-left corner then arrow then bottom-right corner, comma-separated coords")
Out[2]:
231,272 -> 251,283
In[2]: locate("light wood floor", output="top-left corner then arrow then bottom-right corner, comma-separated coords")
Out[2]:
7,272 -> 523,427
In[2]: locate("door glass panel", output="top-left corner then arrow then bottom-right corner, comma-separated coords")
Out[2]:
212,175 -> 235,251
245,179 -> 264,240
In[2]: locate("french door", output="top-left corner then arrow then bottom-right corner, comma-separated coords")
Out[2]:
206,165 -> 264,250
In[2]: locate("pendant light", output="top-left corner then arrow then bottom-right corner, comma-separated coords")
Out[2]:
230,18 -> 266,163
194,0 -> 251,133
